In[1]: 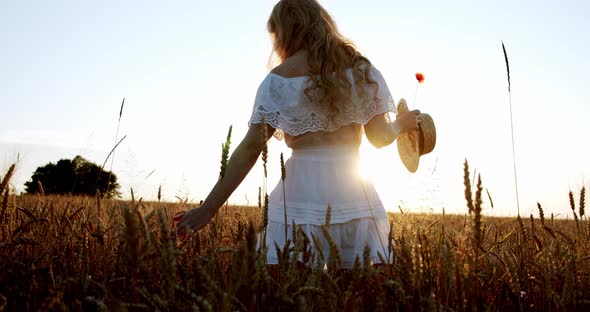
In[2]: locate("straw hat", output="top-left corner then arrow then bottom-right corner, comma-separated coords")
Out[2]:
396,98 -> 437,173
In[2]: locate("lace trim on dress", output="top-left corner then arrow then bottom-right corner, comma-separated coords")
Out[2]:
248,67 -> 395,140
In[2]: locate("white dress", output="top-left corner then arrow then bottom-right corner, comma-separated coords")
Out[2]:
249,66 -> 396,268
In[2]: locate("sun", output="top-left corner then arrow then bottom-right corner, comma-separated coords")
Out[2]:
357,138 -> 423,213
357,139 -> 388,182
357,150 -> 374,181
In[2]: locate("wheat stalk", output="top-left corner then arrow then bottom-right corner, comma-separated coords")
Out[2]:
474,174 -> 483,249
259,116 -> 270,252
97,135 -> 127,197
106,97 -> 125,197
485,188 -> 494,210
0,164 -> 15,196
219,125 -> 233,180
0,165 -> 14,231
502,41 -> 521,216
280,152 -> 288,240
463,160 -> 474,214
537,202 -> 545,226
529,213 -> 535,238
579,186 -> 586,218
569,190 -> 580,233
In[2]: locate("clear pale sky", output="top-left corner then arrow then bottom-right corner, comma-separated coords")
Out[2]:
1,0 -> 588,218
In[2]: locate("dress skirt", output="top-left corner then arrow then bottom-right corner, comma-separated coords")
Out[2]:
262,145 -> 392,268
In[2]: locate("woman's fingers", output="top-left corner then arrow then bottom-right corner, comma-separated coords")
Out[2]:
395,110 -> 423,133
410,110 -> 422,126
175,219 -> 192,242
173,212 -> 190,241
173,212 -> 185,221
417,113 -> 424,124
173,206 -> 214,241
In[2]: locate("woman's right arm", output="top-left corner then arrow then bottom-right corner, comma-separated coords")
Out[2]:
364,110 -> 421,148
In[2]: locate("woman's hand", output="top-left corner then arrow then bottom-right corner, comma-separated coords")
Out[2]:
172,124 -> 274,241
395,109 -> 421,134
173,204 -> 216,240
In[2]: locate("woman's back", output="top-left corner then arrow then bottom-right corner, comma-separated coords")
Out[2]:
266,50 -> 382,149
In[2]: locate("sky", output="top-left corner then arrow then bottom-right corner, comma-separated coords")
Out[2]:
1,0 -> 588,218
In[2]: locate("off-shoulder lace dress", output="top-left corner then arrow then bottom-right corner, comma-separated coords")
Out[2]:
249,66 -> 396,267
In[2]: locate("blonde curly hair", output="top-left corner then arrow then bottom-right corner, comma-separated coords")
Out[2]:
267,0 -> 378,124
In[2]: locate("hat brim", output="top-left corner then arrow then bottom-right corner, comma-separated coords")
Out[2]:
396,99 -> 420,173
396,99 -> 436,173
397,129 -> 420,173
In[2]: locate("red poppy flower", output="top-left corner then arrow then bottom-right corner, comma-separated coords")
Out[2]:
415,72 -> 425,83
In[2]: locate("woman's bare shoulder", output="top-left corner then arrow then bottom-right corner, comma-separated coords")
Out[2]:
271,52 -> 309,78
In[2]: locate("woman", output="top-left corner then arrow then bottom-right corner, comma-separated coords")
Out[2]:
175,0 -> 421,268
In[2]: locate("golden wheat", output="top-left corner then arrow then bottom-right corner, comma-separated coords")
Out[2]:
0,165 -> 589,310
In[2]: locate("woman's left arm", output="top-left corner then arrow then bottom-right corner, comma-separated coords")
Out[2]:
175,123 -> 275,237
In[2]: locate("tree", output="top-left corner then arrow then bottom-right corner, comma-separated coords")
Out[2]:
24,155 -> 121,198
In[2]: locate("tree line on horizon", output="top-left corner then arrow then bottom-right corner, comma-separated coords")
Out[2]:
24,155 -> 120,198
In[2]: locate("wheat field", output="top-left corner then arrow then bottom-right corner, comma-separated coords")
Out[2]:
0,162 -> 589,311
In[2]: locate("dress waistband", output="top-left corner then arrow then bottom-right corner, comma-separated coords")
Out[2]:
290,144 -> 360,161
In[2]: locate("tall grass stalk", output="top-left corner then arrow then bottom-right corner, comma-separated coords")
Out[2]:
280,152 -> 288,239
502,41 -> 521,216
0,164 -> 15,197
580,186 -> 586,218
259,117 -> 269,251
463,160 -> 474,214
97,135 -> 127,197
486,188 -> 494,210
106,97 -> 125,197
219,125 -> 232,180
537,202 -> 545,226
473,174 -> 483,249
0,164 -> 15,230
569,190 -> 580,232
